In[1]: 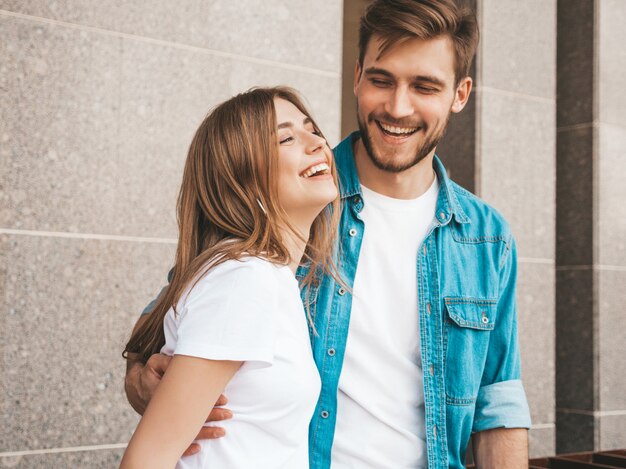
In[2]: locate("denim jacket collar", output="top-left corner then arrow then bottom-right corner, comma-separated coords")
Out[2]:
334,131 -> 470,225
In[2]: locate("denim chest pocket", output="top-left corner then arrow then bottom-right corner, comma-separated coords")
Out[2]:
444,297 -> 496,403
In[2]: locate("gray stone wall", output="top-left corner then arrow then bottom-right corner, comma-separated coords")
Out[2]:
476,0 -> 557,458
556,0 -> 626,453
3,0 -> 625,466
0,2 -> 342,467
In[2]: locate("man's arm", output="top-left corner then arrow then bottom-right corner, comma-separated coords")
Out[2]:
471,235 -> 531,463
472,427 -> 528,469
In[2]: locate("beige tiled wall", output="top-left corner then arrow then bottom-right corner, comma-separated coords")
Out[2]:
476,0 -> 557,458
556,0 -> 626,453
0,2 -> 342,467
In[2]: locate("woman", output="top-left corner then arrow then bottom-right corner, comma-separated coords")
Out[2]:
120,87 -> 340,469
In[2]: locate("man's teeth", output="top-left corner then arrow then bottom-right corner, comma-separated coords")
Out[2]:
301,163 -> 330,178
378,122 -> 418,135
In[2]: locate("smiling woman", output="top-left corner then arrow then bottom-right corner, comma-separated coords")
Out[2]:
119,87 -> 341,469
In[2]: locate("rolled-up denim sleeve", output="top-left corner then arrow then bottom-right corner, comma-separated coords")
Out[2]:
473,235 -> 531,432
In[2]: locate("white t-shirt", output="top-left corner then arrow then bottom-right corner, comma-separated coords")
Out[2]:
331,178 -> 439,469
161,257 -> 321,469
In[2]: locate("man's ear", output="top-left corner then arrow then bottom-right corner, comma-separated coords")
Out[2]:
353,60 -> 363,97
451,76 -> 473,113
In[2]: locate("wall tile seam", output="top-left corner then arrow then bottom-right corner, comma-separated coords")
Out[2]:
476,85 -> 556,104
556,265 -> 626,272
557,122 -> 595,132
518,257 -> 555,265
556,409 -> 626,417
532,423 -> 556,430
0,228 -> 177,244
0,443 -> 127,458
557,122 -> 626,132
598,121 -> 626,132
0,9 -> 340,78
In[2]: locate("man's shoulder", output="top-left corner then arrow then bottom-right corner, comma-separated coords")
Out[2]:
446,179 -> 513,240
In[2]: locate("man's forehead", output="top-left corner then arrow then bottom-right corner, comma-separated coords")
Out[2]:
363,34 -> 456,82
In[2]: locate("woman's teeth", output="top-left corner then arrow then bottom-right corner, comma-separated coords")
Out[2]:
301,163 -> 330,178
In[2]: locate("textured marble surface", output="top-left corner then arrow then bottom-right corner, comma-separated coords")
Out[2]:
0,447 -> 124,469
555,268 -> 595,411
600,414 -> 626,451
0,0 -> 342,73
599,269 -> 626,411
556,411 -> 595,454
529,425 -> 555,459
0,15 -> 341,238
556,126 -> 594,266
481,0 -> 556,99
598,123 -> 626,267
598,0 -> 626,127
517,261 -> 555,425
556,0 -> 594,128
0,234 -> 174,452
478,90 -> 556,261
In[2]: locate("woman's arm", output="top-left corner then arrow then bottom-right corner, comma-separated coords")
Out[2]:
120,355 -> 242,469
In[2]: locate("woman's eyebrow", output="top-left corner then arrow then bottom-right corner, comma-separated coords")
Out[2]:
277,117 -> 312,130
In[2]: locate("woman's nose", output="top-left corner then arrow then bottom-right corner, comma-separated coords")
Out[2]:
306,133 -> 325,154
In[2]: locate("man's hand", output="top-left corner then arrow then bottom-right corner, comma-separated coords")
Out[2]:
124,352 -> 232,456
472,427 -> 528,469
125,352 -> 171,415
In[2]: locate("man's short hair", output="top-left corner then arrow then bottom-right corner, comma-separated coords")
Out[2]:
358,0 -> 479,84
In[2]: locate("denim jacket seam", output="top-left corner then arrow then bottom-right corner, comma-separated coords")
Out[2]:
444,297 -> 498,305
498,234 -> 514,270
445,395 -> 476,406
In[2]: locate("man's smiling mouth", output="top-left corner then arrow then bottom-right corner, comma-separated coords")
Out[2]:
376,120 -> 420,137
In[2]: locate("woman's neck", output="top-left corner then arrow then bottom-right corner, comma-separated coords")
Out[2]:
281,221 -> 311,274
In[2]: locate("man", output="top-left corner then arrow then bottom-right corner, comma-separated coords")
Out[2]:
125,1 -> 531,467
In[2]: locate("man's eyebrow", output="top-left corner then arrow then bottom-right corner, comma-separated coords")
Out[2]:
413,75 -> 446,87
364,67 -> 446,87
277,116 -> 313,130
364,67 -> 394,78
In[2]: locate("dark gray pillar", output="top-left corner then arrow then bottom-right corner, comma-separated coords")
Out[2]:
556,0 -> 626,453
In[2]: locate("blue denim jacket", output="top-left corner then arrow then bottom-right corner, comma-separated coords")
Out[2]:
297,132 -> 531,469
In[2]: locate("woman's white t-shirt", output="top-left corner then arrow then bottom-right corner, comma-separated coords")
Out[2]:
160,257 -> 320,469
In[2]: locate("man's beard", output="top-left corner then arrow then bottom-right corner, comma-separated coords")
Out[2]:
357,107 -> 450,174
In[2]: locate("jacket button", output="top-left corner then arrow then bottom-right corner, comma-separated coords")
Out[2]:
338,287 -> 346,296
328,348 -> 336,356
321,410 -> 329,418
349,228 -> 357,237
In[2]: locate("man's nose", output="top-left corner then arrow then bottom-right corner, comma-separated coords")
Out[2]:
384,87 -> 414,119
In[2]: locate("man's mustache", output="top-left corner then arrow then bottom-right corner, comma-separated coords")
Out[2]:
367,113 -> 424,129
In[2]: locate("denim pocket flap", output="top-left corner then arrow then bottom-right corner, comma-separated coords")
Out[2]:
445,298 -> 496,330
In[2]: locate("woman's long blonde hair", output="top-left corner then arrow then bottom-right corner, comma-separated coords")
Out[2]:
123,87 -> 341,363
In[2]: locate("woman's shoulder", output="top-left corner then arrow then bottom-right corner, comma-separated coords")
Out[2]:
191,256 -> 288,297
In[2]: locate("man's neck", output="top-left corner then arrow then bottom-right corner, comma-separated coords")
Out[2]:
353,139 -> 436,200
